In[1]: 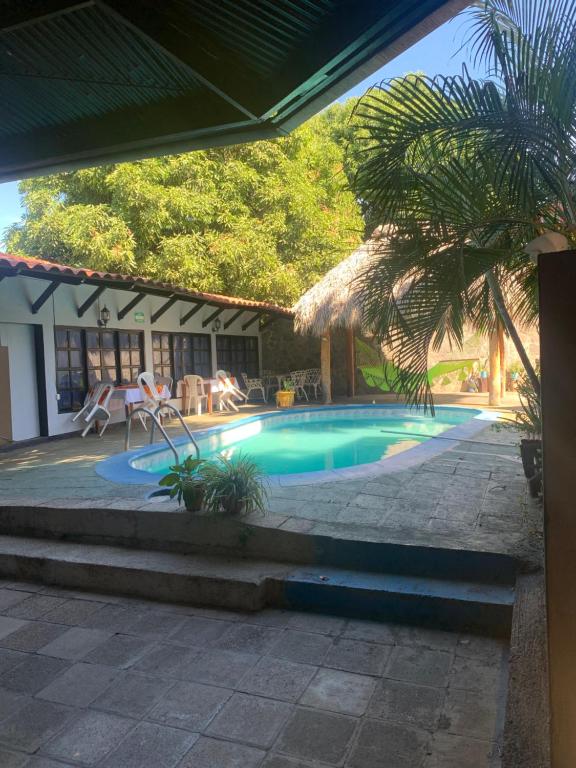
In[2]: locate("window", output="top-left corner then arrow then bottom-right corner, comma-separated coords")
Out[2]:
55,328 -> 143,413
152,333 -> 211,382
216,335 -> 259,380
55,328 -> 85,413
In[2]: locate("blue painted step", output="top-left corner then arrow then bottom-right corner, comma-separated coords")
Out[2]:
281,567 -> 515,635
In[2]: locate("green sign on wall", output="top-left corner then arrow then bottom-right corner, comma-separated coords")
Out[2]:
134,311 -> 145,324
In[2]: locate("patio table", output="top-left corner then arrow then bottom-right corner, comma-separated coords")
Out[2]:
180,377 -> 238,415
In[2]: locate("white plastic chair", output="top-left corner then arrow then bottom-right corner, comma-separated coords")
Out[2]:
183,374 -> 208,415
137,371 -> 170,429
72,383 -> 106,424
79,382 -> 115,437
215,370 -> 247,412
241,372 -> 267,402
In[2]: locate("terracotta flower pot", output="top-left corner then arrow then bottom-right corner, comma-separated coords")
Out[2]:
276,390 -> 295,408
182,480 -> 204,512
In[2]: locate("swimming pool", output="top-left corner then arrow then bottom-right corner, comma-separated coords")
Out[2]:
97,405 -> 494,486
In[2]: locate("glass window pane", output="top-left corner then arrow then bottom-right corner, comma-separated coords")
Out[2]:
102,350 -> 115,367
69,330 -> 82,349
101,332 -> 115,348
55,329 -> 68,348
118,332 -> 129,348
70,371 -> 84,388
120,351 -> 130,366
120,368 -> 131,384
87,350 -> 101,368
130,333 -> 140,348
153,351 -> 161,365
56,351 -> 69,368
85,331 -> 99,348
130,350 -> 141,366
59,392 -> 71,411
57,371 -> 70,389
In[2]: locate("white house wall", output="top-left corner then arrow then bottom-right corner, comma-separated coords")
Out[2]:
0,275 -> 262,439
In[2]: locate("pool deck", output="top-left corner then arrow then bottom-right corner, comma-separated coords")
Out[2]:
0,393 -> 542,564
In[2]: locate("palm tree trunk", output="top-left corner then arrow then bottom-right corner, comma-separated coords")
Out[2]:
485,269 -> 540,395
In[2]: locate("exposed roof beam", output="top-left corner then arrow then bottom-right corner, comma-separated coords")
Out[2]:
223,309 -> 245,330
242,313 -> 262,331
0,1 -> 92,33
30,281 -> 59,314
77,285 -> 105,318
179,301 -> 205,327
99,0 -> 261,119
151,296 -> 177,324
117,293 -> 145,320
202,307 -> 224,329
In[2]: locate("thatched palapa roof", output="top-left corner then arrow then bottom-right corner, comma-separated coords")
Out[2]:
293,234 -> 385,336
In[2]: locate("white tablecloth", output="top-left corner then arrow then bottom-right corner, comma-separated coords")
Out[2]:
108,385 -> 171,411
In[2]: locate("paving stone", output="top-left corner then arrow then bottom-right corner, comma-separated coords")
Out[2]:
456,635 -> 508,663
206,692 -> 291,748
81,605 -> 144,633
133,643 -> 199,678
286,612 -> 345,636
0,590 -> 31,612
423,732 -> 498,767
386,646 -> 453,688
262,757 -> 313,768
5,597 -> 67,621
123,611 -> 188,639
41,710 -> 134,765
41,599 -> 104,626
149,680 -> 230,731
342,620 -> 397,645
0,649 -> 27,676
38,627 -> 112,660
238,656 -> 316,702
0,699 -> 72,753
1,655 -> 70,694
0,748 -> 28,767
82,634 -> 152,668
276,707 -> 356,764
181,649 -> 259,687
0,622 -> 69,653
324,637 -> 391,675
215,623 -> 282,654
241,609 -> 291,628
369,678 -> 444,729
38,662 -> 119,707
300,668 -> 376,715
179,736 -> 265,768
0,687 -> 27,721
171,617 -> 234,647
15,757 -> 69,768
93,671 -> 174,718
347,719 -> 429,768
396,626 -> 459,651
268,630 -> 332,665
0,618 -> 28,642
100,721 -> 197,768
449,655 -> 506,693
441,688 -> 504,741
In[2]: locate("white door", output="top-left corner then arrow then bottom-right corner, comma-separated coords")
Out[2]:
0,323 -> 40,441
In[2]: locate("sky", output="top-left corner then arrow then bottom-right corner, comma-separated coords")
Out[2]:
0,9 -> 485,240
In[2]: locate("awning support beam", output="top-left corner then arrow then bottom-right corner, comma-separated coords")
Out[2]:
223,309 -> 245,329
31,281 -> 59,314
117,293 -> 145,320
179,301 -> 205,326
241,313 -> 262,331
77,285 -> 105,318
151,296 -> 177,324
202,307 -> 224,329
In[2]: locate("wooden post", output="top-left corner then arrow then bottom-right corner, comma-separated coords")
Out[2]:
539,250 -> 576,767
321,332 -> 332,404
346,328 -> 356,398
488,329 -> 501,406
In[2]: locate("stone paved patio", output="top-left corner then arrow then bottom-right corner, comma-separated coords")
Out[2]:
0,579 -> 507,767
0,398 -> 542,562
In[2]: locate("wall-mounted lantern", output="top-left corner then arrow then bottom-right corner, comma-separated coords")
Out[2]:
98,305 -> 111,328
212,317 -> 222,333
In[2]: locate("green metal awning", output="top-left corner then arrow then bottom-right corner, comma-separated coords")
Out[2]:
0,0 -> 465,181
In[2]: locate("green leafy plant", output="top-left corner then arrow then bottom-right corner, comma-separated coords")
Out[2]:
495,368 -> 541,439
280,379 -> 295,392
154,456 -> 206,511
202,454 -> 268,517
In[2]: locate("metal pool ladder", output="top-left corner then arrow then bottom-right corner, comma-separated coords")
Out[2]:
124,404 -> 200,463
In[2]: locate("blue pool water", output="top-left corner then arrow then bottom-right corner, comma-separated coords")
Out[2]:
130,406 -> 481,477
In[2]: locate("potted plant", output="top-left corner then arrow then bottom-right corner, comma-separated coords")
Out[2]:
494,367 -> 542,497
276,379 -> 295,408
152,456 -> 207,511
202,454 -> 267,517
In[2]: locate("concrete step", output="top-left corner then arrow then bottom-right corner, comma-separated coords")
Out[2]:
0,535 -> 514,635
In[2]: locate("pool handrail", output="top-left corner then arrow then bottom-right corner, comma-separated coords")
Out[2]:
125,404 -> 199,463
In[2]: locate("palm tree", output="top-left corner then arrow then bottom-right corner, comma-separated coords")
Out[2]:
351,0 -> 576,407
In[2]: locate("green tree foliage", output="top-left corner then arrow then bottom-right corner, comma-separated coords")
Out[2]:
6,101 -> 363,306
